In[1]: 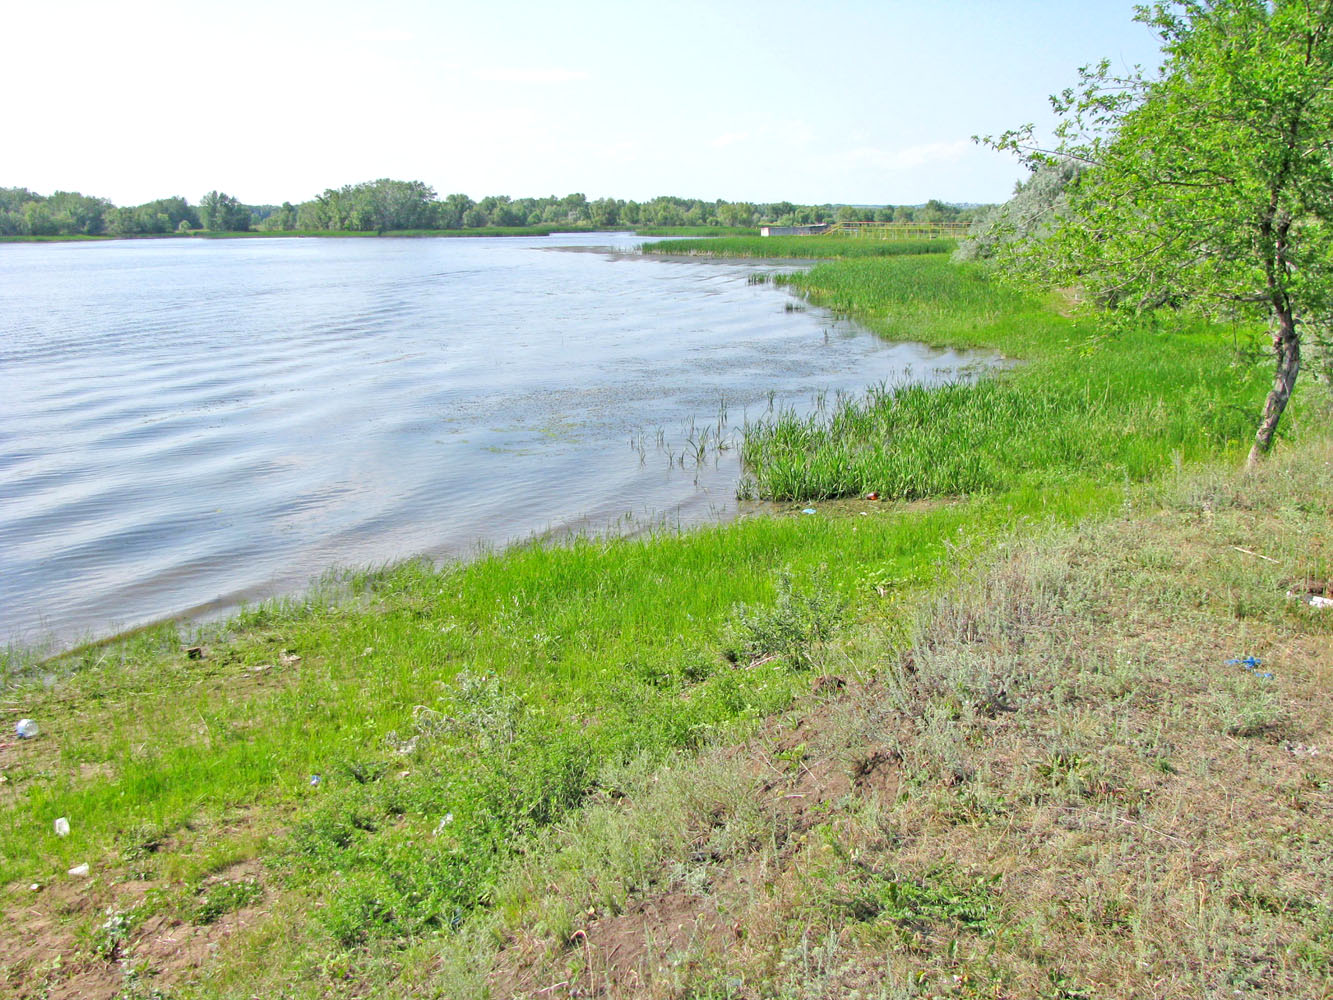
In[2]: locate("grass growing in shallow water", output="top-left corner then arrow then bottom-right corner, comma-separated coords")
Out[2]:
742,255 -> 1271,500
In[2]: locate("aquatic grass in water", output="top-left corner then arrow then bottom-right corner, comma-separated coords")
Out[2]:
742,256 -> 1271,500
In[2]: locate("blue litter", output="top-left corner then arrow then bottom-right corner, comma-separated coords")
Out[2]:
801,508 -> 817,515
1227,657 -> 1273,680
309,775 -> 321,786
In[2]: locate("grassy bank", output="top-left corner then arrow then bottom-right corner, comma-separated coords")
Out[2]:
458,436 -> 1333,1000
0,490 -> 1121,998
643,235 -> 956,258
2,246 -> 1321,998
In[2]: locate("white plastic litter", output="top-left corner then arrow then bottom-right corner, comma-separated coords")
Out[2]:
1287,591 -> 1333,609
16,719 -> 39,739
68,863 -> 90,877
54,817 -> 70,837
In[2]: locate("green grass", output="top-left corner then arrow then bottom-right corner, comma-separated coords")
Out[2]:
0,233 -> 117,242
448,438 -> 1332,1000
643,235 -> 956,258
740,255 -> 1271,500
0,482 -> 1111,986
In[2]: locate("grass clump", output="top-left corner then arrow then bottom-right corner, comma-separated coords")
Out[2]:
190,877 -> 262,926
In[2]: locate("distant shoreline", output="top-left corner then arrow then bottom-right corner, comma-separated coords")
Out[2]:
0,225 -> 754,245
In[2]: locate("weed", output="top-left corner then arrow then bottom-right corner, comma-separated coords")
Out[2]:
90,906 -> 135,961
191,877 -> 263,925
723,569 -> 846,670
819,827 -> 1000,937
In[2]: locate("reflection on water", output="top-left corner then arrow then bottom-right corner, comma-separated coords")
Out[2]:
0,234 -> 990,649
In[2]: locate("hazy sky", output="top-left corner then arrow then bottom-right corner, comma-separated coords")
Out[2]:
6,0 -> 1165,207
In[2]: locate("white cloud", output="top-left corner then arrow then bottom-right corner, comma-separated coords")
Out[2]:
474,67 -> 591,84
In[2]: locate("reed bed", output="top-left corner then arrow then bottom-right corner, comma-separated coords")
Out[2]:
743,256 -> 1271,500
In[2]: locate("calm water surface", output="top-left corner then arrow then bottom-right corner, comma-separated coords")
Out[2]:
0,234 -> 987,649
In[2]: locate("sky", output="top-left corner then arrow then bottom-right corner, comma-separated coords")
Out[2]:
4,0 -> 1167,208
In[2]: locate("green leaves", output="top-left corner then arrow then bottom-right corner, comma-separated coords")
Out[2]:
976,0 -> 1333,459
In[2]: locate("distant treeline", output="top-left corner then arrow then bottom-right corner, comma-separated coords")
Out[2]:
0,180 -> 991,237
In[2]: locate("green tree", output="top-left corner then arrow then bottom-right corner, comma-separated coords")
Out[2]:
258,201 -> 298,231
560,192 -> 589,223
199,190 -> 250,231
589,197 -> 620,228
985,0 -> 1333,466
46,191 -> 111,235
22,200 -> 56,236
437,193 -> 474,230
363,178 -> 436,231
919,198 -> 954,223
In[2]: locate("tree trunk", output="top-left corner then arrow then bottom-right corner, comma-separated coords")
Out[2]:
1246,309 -> 1301,469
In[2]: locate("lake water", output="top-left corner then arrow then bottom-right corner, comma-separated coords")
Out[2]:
0,234 -> 986,650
